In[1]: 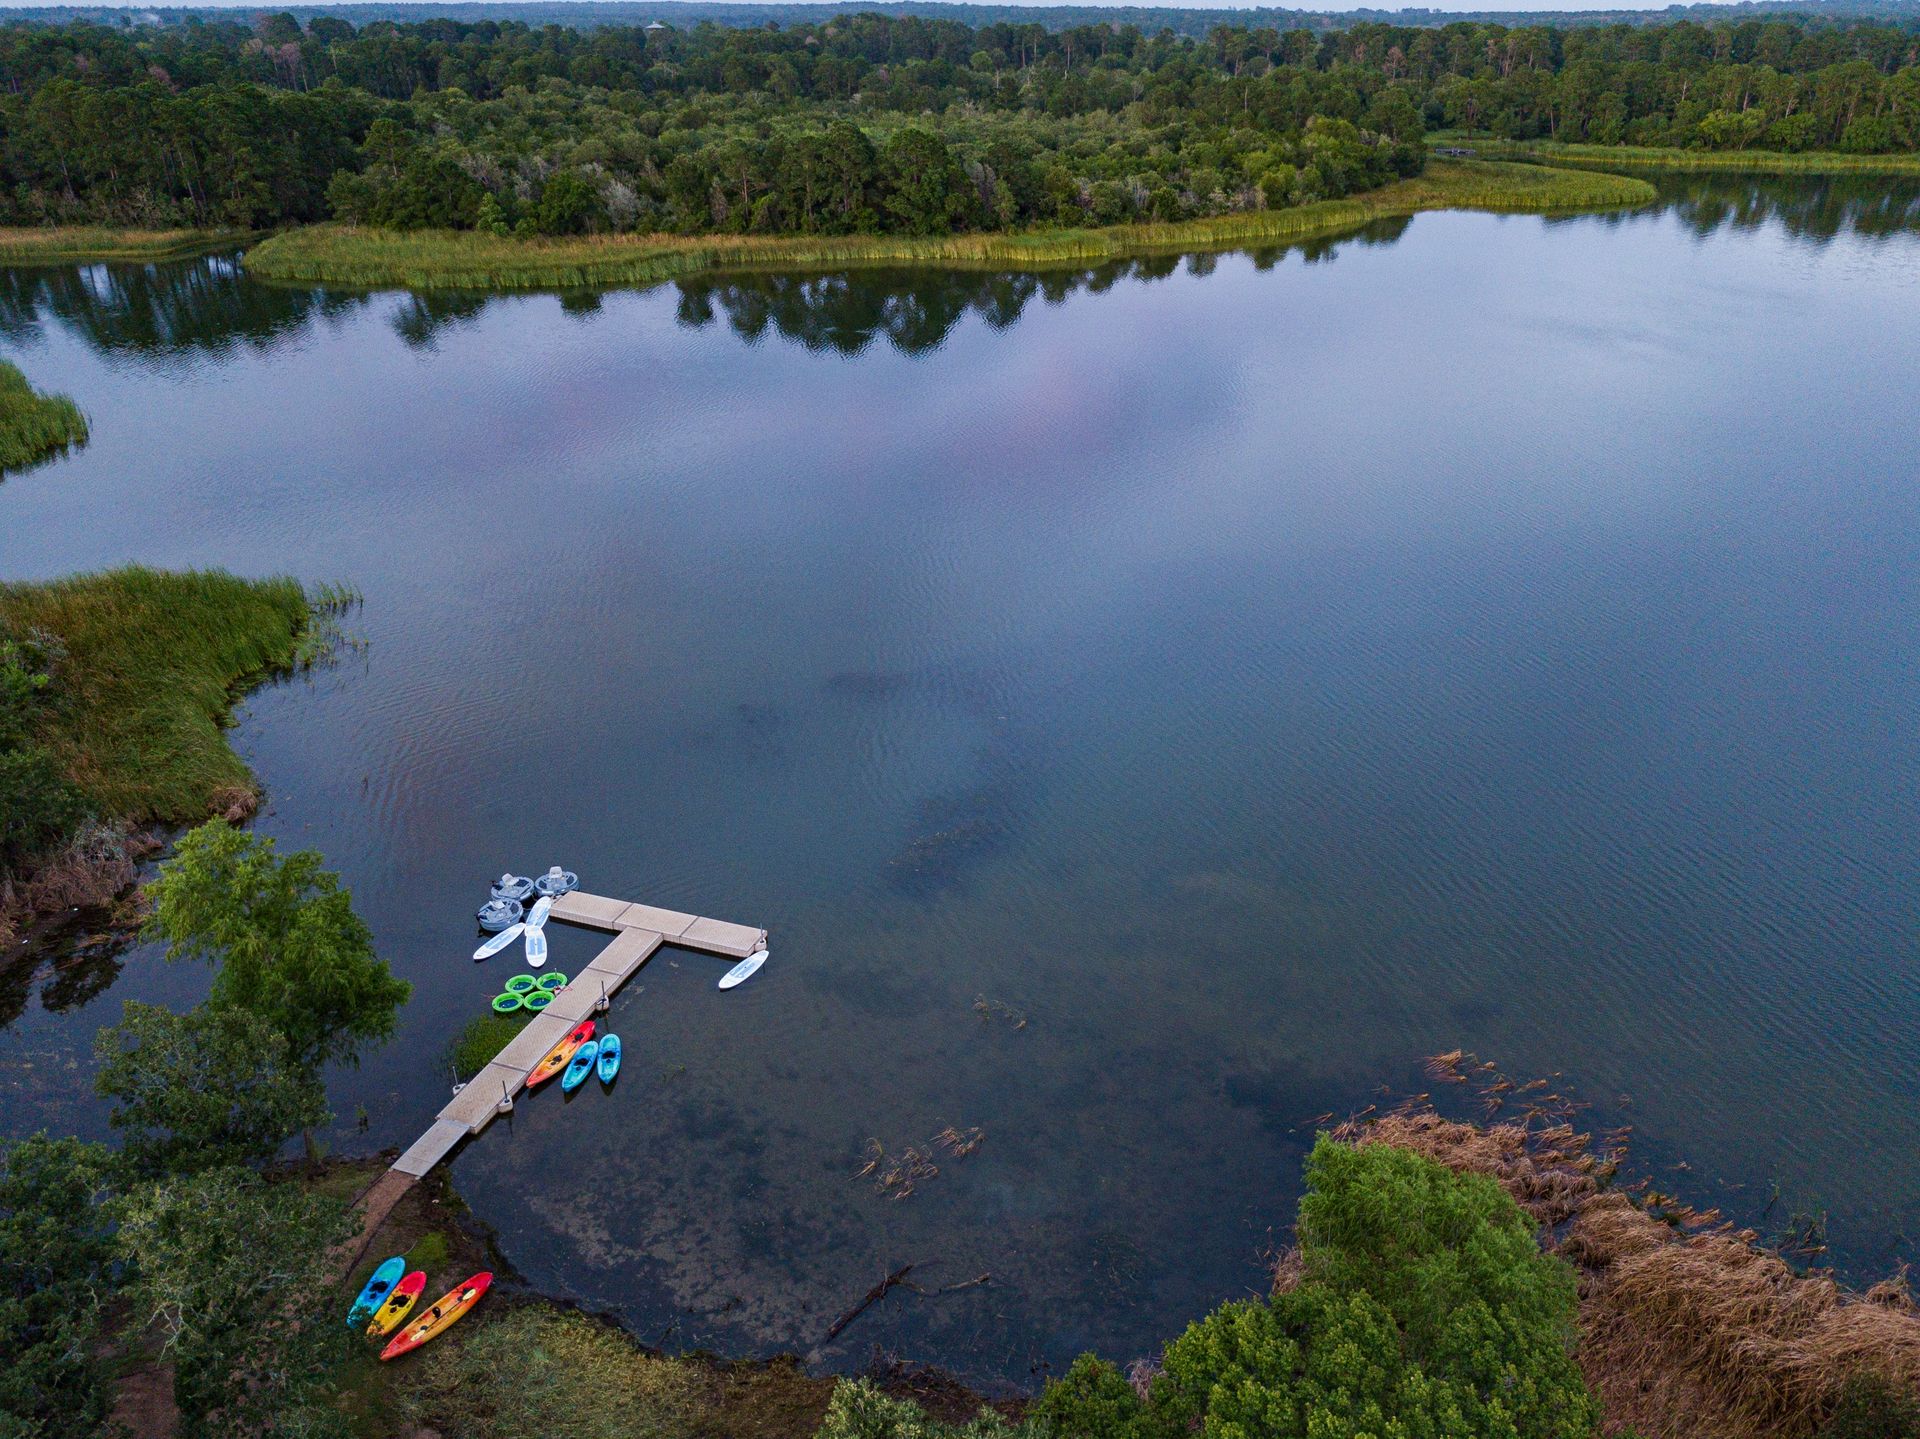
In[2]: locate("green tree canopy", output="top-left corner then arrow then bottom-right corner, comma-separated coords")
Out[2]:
145,819 -> 411,1076
0,1135 -> 119,1439
115,1165 -> 358,1439
1012,1137 -> 1597,1439
94,999 -> 329,1179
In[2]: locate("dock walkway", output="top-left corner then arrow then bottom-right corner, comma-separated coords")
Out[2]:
388,891 -> 765,1178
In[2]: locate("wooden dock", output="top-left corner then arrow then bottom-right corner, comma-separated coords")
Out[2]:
388,891 -> 765,1179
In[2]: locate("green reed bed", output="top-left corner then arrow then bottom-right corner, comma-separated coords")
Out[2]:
0,225 -> 249,264
1471,142 -> 1920,175
446,1010 -> 533,1081
244,160 -> 1655,292
0,361 -> 87,474
0,567 -> 317,822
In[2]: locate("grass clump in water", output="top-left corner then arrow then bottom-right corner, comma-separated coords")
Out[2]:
0,361 -> 87,475
400,1307 -> 711,1439
446,1011 -> 531,1080
244,160 -> 1654,292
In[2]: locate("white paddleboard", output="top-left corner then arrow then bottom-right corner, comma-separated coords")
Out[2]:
718,950 -> 767,990
525,927 -> 548,968
473,923 -> 525,961
527,895 -> 553,931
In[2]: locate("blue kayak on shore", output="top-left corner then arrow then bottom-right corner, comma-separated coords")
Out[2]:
597,1033 -> 621,1085
348,1255 -> 407,1328
560,1038 -> 600,1093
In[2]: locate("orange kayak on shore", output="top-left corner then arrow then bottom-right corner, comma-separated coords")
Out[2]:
527,1019 -> 595,1088
379,1272 -> 493,1360
366,1270 -> 427,1338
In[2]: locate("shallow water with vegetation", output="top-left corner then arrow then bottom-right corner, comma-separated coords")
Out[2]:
1,173 -> 1917,1384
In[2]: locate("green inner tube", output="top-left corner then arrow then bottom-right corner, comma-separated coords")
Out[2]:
490,992 -> 524,1013
536,972 -> 567,990
505,974 -> 538,994
522,990 -> 553,1012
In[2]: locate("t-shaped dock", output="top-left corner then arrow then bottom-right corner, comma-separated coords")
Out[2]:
389,891 -> 766,1179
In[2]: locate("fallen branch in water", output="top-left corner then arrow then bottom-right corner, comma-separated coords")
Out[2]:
825,1264 -> 916,1342
903,1273 -> 991,1298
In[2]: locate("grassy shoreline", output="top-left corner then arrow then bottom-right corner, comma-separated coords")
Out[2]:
0,225 -> 251,264
0,568 -> 329,945
242,159 -> 1655,291
0,361 -> 88,474
1456,140 -> 1920,175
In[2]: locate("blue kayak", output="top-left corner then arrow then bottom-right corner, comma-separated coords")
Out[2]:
560,1038 -> 600,1093
348,1255 -> 407,1328
597,1033 -> 621,1085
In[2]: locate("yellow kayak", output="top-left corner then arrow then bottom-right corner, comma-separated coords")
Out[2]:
366,1270 -> 426,1338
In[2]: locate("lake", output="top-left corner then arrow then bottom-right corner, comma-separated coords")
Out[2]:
2,173 -> 1917,1384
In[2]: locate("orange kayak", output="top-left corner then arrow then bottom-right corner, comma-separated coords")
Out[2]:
366,1270 -> 426,1338
527,1019 -> 595,1088
379,1272 -> 493,1361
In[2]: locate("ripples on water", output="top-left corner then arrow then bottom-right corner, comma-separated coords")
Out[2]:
1,173 -> 1917,1382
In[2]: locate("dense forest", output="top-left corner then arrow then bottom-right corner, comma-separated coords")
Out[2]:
15,1 -> 1920,39
0,10 -> 1915,236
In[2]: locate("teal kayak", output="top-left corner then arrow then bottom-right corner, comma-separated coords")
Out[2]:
348,1255 -> 406,1328
597,1033 -> 621,1085
560,1038 -> 599,1093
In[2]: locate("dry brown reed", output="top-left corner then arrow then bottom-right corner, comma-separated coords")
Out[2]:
0,820 -> 152,943
1329,1054 -> 1920,1438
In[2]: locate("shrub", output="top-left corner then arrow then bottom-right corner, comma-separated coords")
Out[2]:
1818,1373 -> 1920,1439
1031,1138 -> 1595,1439
1026,1356 -> 1155,1439
0,744 -> 84,867
816,1379 -> 1034,1439
0,1135 -> 119,1439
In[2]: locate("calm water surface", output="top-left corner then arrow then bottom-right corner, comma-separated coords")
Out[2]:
2,175 -> 1917,1382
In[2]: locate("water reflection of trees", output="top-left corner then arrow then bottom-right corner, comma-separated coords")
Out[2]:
1652,173 -> 1920,245
0,254 -> 363,359
671,218 -> 1415,357
0,935 -> 125,1029
0,178 -> 1912,360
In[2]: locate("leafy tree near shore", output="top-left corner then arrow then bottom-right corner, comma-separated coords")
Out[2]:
94,999 -> 329,1179
146,819 -> 411,1077
824,1137 -> 1596,1439
0,1135 -> 119,1439
115,1165 -> 358,1439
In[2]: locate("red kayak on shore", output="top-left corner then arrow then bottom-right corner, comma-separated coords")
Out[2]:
379,1272 -> 493,1361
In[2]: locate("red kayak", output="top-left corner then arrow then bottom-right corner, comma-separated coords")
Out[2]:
379,1272 -> 493,1361
527,1020 -> 595,1088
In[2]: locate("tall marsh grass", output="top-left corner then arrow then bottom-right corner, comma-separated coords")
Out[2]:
245,160 -> 1655,292
0,567 -> 318,822
1476,142 -> 1920,175
0,226 -> 248,264
0,361 -> 88,474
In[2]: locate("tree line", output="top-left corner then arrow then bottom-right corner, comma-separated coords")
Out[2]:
0,11 -> 1914,235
